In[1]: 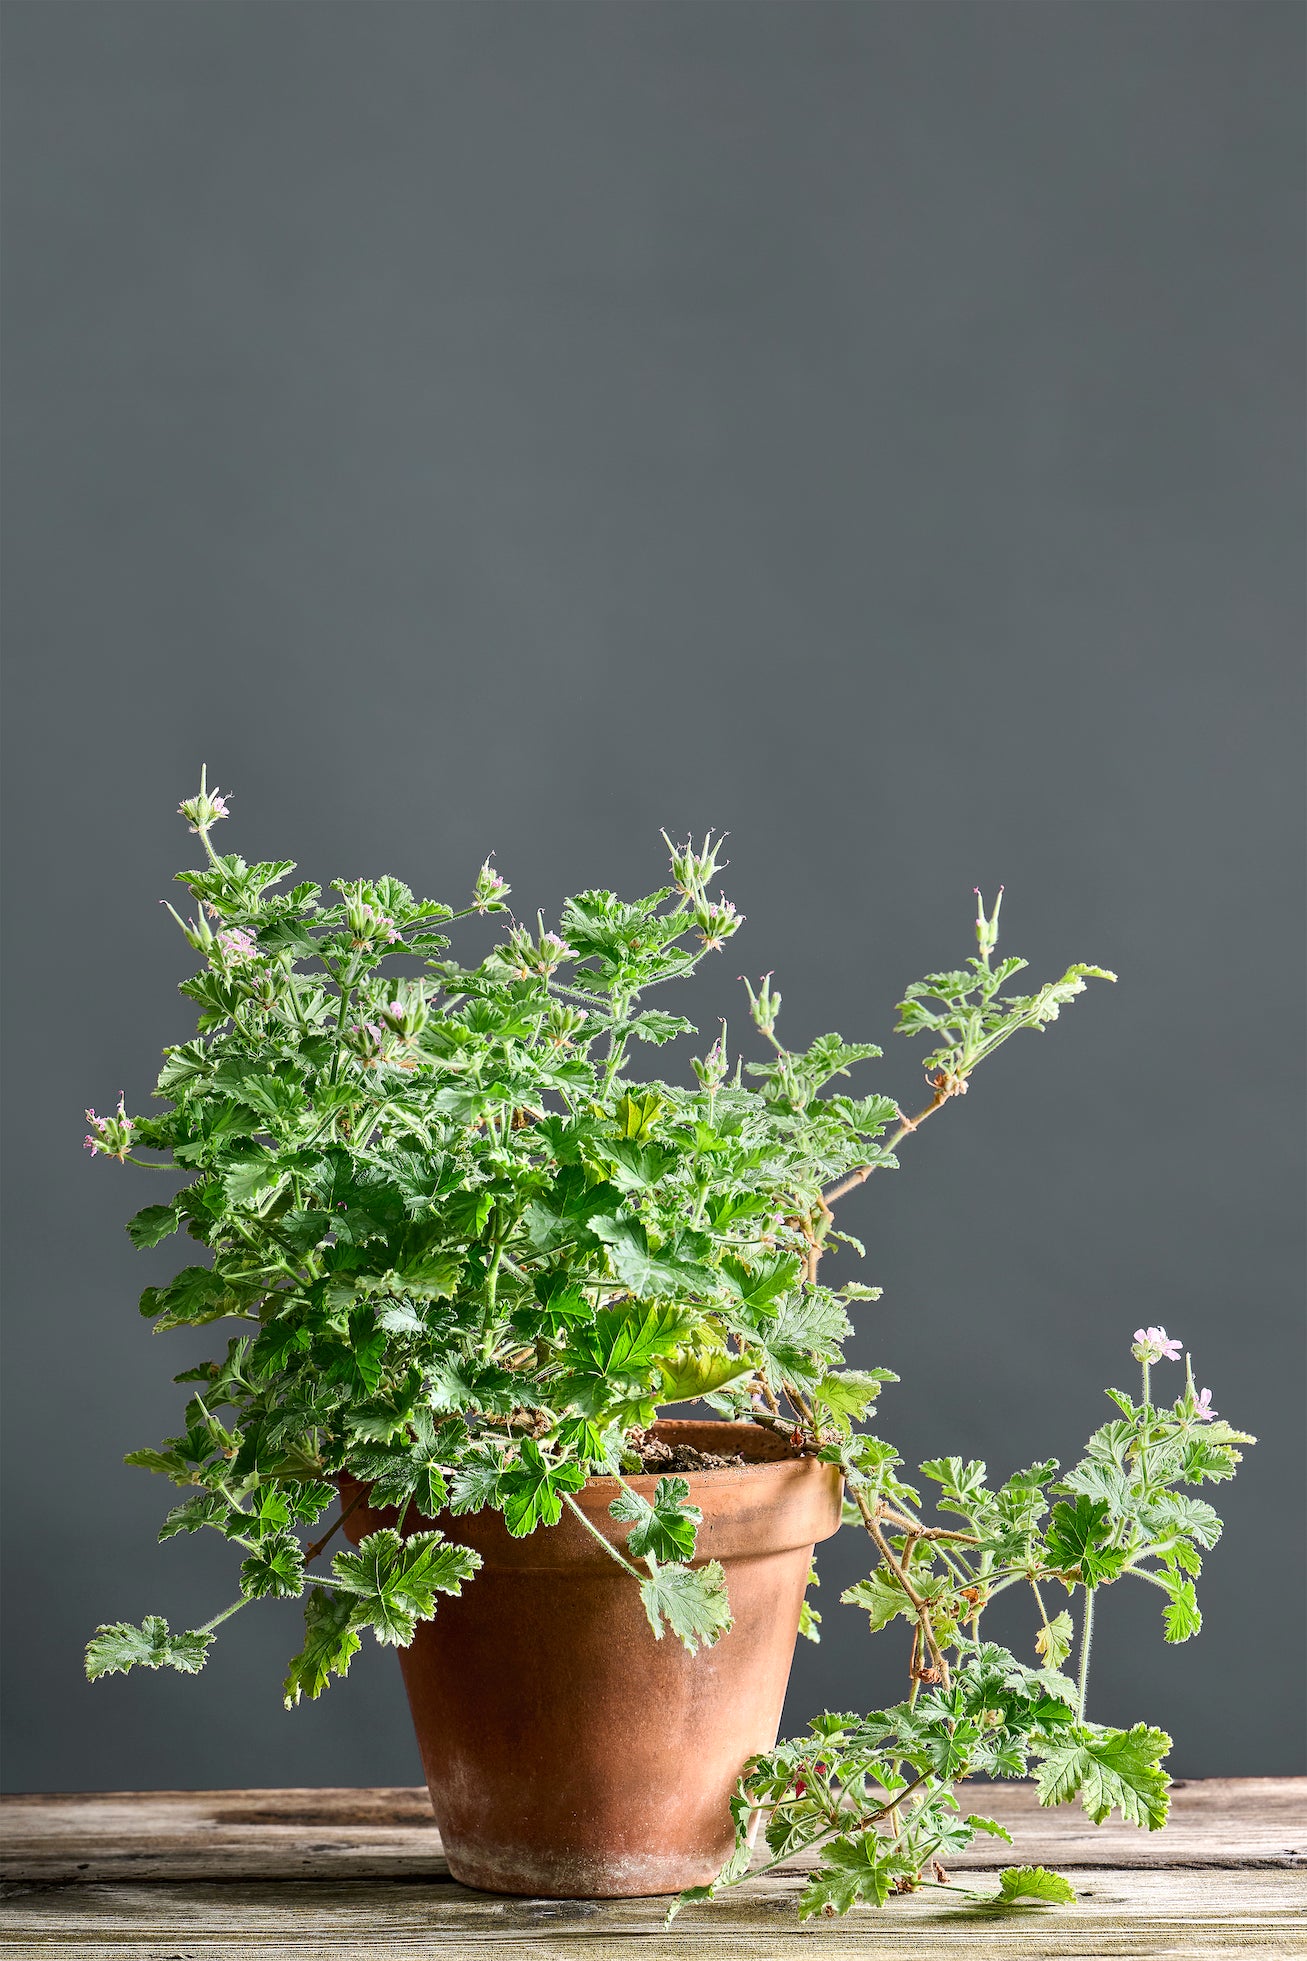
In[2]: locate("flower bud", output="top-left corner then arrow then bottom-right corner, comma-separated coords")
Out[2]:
662,830 -> 727,901
161,900 -> 214,952
505,923 -> 576,978
474,860 -> 511,912
343,1020 -> 388,1063
546,1003 -> 588,1049
378,981 -> 430,1039
692,1028 -> 729,1090
974,886 -> 1004,960
743,972 -> 781,1036
177,768 -> 231,834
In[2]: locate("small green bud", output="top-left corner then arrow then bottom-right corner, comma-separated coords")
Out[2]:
379,981 -> 430,1039
743,972 -> 781,1036
692,1025 -> 729,1090
474,859 -> 510,912
663,830 -> 727,901
974,886 -> 1004,960
693,896 -> 742,951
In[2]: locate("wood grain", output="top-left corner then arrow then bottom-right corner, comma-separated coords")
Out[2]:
2,1781 -> 1304,1958
2,1779 -> 1302,1884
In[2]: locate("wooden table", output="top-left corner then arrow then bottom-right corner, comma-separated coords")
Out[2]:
2,1780 -> 1303,1958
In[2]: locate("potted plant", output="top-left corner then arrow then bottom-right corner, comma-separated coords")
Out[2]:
85,776 -> 1251,1914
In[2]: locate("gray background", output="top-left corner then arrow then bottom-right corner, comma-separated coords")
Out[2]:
2,0 -> 1302,1794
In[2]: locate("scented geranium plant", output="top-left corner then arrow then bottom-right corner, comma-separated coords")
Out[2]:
85,775 -> 1251,1915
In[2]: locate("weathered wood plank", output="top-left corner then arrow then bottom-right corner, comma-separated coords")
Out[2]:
3,1779 -> 1303,1885
2,1870 -> 1305,1959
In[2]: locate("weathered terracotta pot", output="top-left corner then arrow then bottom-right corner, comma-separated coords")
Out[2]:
339,1419 -> 841,1897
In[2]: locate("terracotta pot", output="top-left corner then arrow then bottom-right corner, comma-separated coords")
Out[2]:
339,1419 -> 841,1896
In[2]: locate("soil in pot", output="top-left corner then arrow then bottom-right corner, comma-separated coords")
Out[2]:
339,1418 -> 842,1897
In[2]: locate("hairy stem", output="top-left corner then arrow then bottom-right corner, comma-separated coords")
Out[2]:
822,1086 -> 950,1208
195,1597 -> 249,1638
561,1491 -> 644,1580
1077,1587 -> 1096,1720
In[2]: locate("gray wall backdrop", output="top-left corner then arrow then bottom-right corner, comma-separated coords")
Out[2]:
2,0 -> 1303,1793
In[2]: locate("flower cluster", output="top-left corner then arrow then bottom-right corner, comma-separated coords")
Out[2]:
176,773 -> 230,834
1131,1327 -> 1217,1422
504,924 -> 576,978
694,896 -> 743,952
84,1095 -> 135,1161
663,830 -> 727,902
349,903 -> 401,946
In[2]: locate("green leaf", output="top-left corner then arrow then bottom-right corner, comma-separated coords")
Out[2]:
330,1527 -> 481,1645
812,1369 -> 892,1429
282,1586 -> 361,1706
239,1531 -> 307,1600
1160,1570 -> 1203,1643
556,1305 -> 696,1420
158,1493 -> 230,1540
966,1814 -> 1015,1843
139,1264 -> 256,1332
127,1202 -> 185,1249
610,1476 -> 702,1562
720,1252 -> 803,1319
352,1411 -> 450,1519
797,1832 -> 902,1916
1044,1495 -> 1128,1586
628,1012 -> 694,1045
638,1558 -> 732,1654
123,1445 -> 192,1480
614,1091 -> 664,1141
993,1865 -> 1077,1905
379,1252 -> 463,1301
447,1446 -> 508,1516
1035,1609 -> 1075,1671
498,1440 -> 587,1537
594,1216 -> 715,1301
657,1328 -> 758,1402
248,1314 -> 313,1375
841,1566 -> 914,1632
221,1155 -> 287,1207
85,1615 -> 213,1681
1034,1723 -> 1172,1829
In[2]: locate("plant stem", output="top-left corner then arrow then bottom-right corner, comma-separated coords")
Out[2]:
195,1597 -> 248,1637
1076,1587 -> 1096,1721
561,1491 -> 644,1580
822,1087 -> 950,1208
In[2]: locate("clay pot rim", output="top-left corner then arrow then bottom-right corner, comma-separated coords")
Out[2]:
337,1419 -> 843,1567
586,1416 -> 811,1488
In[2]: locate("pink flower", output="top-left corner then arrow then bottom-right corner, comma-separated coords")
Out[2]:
1194,1387 -> 1217,1423
1133,1326 -> 1182,1364
216,927 -> 258,965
